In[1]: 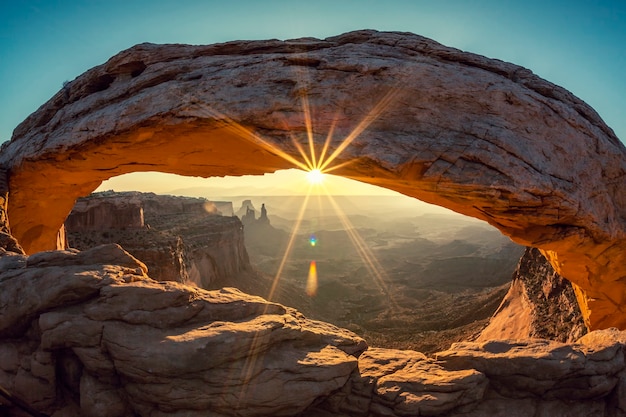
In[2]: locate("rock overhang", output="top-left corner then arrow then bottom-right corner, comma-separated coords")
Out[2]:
1,29 -> 626,329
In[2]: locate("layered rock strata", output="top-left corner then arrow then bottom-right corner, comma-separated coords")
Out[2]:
1,30 -> 625,329
2,243 -> 626,416
65,192 -> 251,287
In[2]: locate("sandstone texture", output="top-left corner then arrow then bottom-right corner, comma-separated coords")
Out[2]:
3,238 -> 626,416
0,244 -> 366,416
1,30 -> 624,329
308,329 -> 626,417
65,191 -> 251,286
478,247 -> 587,342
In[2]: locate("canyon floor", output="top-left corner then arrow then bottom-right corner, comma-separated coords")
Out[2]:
66,192 -> 525,355
231,195 -> 524,354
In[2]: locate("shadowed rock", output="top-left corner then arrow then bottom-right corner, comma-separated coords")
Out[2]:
478,247 -> 587,342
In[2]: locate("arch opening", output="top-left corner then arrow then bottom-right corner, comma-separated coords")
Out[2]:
66,169 -> 525,353
2,30 -> 626,330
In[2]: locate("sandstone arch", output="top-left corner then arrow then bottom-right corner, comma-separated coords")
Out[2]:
1,30 -> 625,330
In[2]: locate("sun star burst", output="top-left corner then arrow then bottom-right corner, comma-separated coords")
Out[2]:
306,169 -> 325,185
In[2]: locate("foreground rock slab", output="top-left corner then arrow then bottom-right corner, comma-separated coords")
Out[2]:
1,30 -> 625,329
0,244 -> 366,416
2,243 -> 626,416
310,329 -> 626,417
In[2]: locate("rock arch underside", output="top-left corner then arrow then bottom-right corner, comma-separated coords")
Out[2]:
3,30 -> 626,416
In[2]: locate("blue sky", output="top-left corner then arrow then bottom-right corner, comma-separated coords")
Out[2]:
2,0 -> 625,144
1,1 -> 625,194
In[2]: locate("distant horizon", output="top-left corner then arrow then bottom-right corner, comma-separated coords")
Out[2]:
88,187 -> 466,218
96,169 -> 404,197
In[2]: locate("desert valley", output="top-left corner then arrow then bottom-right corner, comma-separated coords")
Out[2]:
65,190 -> 527,354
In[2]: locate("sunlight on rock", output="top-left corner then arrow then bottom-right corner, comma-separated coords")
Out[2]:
2,29 -> 626,417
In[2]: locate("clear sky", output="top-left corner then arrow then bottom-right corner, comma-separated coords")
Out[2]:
1,0 -> 625,195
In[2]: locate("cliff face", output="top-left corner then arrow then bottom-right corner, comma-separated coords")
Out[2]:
478,247 -> 587,342
65,198 -> 144,231
65,191 -> 251,287
173,215 -> 251,288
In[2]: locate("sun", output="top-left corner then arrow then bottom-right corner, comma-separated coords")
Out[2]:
306,169 -> 325,185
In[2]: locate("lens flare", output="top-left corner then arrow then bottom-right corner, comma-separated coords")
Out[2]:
306,260 -> 318,297
309,234 -> 317,247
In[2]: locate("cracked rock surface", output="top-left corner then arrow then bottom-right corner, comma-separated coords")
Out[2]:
0,244 -> 366,416
2,241 -> 626,416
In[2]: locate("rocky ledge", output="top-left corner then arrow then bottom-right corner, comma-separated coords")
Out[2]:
0,244 -> 365,417
1,243 -> 626,417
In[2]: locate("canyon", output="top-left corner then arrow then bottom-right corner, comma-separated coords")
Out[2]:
1,30 -> 626,416
63,191 -> 528,354
65,191 -> 250,288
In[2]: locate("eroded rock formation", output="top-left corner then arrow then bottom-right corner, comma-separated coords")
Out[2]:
478,247 -> 587,342
65,191 -> 251,287
312,330 -> 626,417
0,244 -> 365,416
1,30 -> 624,328
2,241 -> 626,416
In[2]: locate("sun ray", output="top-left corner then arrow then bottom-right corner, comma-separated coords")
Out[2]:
319,87 -> 402,172
193,103 -> 311,171
317,115 -> 339,169
320,159 -> 355,174
264,188 -> 312,304
300,93 -> 318,170
288,131 -> 314,171
237,188 -> 312,407
320,186 -> 400,311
